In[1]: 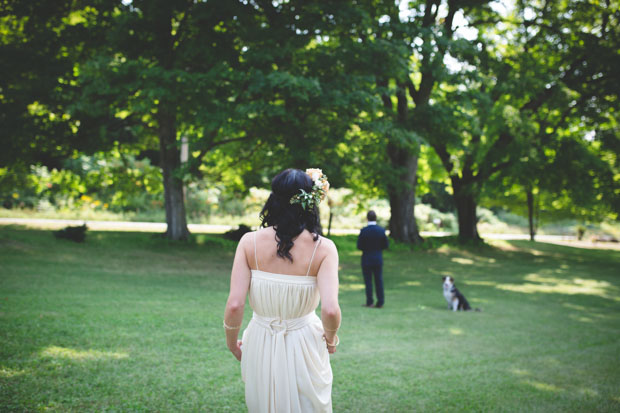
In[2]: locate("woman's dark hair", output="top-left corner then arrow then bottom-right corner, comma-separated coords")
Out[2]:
260,169 -> 321,261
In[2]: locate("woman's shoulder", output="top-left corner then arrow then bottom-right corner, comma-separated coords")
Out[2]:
317,235 -> 337,254
239,228 -> 263,245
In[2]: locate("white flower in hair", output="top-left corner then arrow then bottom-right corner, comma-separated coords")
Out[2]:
306,168 -> 323,182
290,168 -> 330,210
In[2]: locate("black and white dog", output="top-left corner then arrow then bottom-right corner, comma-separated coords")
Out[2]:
442,276 -> 478,311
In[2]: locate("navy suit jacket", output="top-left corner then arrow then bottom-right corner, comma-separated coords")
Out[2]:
357,224 -> 389,266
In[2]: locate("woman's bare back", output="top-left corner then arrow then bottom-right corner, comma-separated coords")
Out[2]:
245,227 -> 328,277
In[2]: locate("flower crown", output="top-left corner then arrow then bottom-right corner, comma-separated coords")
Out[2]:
290,168 -> 330,210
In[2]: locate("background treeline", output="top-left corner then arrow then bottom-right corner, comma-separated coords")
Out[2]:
1,0 -> 618,241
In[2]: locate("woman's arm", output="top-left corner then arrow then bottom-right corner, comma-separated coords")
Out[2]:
317,239 -> 341,354
224,232 -> 252,361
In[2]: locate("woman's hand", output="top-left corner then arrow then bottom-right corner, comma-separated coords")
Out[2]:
323,334 -> 337,354
230,340 -> 242,361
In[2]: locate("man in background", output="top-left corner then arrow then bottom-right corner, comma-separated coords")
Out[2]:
357,210 -> 389,308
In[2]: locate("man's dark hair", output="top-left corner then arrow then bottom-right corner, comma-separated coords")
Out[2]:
367,210 -> 377,221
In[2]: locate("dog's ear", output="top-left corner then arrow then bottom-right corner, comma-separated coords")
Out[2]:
442,276 -> 446,281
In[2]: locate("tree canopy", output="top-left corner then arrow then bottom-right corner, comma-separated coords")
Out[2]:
1,0 -> 618,241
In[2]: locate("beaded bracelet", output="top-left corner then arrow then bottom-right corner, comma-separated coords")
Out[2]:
223,320 -> 241,330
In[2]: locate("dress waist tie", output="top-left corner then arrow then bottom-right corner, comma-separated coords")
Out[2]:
250,311 -> 320,409
251,311 -> 318,336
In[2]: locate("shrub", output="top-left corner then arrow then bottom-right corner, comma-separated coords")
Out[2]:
223,224 -> 253,241
53,224 -> 88,242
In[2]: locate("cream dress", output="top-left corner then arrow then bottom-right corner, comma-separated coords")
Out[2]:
240,233 -> 332,413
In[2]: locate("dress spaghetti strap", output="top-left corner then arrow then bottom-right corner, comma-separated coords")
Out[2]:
254,231 -> 259,270
306,237 -> 322,276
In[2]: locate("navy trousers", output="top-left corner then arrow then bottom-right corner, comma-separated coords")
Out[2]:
362,264 -> 384,306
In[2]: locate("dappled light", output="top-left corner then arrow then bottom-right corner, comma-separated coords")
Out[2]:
339,283 -> 366,292
339,273 -> 366,292
569,314 -> 595,323
0,366 -> 27,378
524,380 -> 564,393
427,268 -> 455,278
449,328 -> 464,335
579,388 -> 600,397
496,273 -> 619,301
340,274 -> 359,282
451,257 -> 474,265
562,303 -> 610,320
40,346 -> 129,361
510,368 -> 530,377
463,280 -> 496,287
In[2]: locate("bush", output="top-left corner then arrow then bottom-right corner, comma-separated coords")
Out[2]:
53,224 -> 88,242
223,224 -> 253,241
414,204 -> 457,232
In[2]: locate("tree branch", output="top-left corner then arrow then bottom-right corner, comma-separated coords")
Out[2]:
461,133 -> 481,180
205,135 -> 252,151
429,141 -> 454,175
520,57 -> 586,113
475,159 -> 513,182
406,77 -> 418,105
474,132 -> 514,181
396,83 -> 408,121
377,78 -> 394,113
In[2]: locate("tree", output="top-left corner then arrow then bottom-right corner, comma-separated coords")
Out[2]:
425,0 -> 619,241
0,1 -> 121,169
337,0 -> 494,243
72,1 -> 241,239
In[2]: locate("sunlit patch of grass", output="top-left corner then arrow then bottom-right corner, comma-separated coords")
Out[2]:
451,257 -> 474,265
563,303 -> 588,311
427,268 -> 456,277
339,274 -> 359,282
0,367 -> 27,378
524,380 -> 565,393
496,274 -> 618,301
401,281 -> 421,287
463,280 -> 496,286
490,239 -> 521,251
40,346 -> 129,361
339,283 -> 365,292
449,328 -> 464,335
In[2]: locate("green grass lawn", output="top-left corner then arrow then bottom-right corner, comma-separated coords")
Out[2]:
1,227 -> 619,412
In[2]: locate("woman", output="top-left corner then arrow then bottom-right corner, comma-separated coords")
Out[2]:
224,168 -> 341,413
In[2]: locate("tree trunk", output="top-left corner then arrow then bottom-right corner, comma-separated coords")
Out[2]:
158,111 -> 190,241
386,153 -> 423,243
327,209 -> 333,237
526,186 -> 536,241
150,4 -> 188,241
453,181 -> 481,242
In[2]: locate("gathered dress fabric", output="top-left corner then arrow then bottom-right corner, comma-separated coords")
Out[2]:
241,235 -> 332,413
